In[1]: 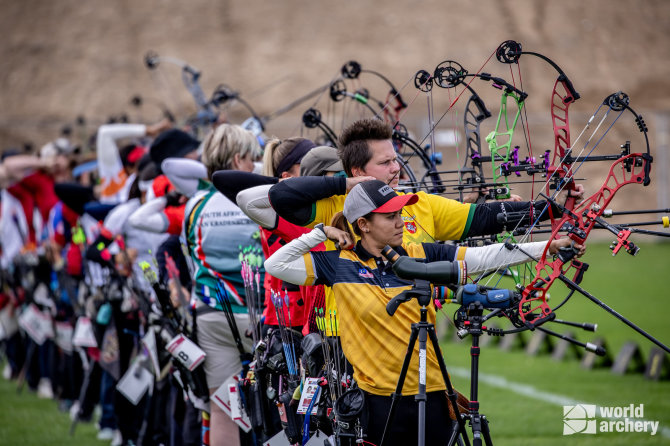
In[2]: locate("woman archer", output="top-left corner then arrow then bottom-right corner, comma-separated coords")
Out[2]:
264,179 -> 584,445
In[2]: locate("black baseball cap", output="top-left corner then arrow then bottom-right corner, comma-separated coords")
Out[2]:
150,129 -> 200,172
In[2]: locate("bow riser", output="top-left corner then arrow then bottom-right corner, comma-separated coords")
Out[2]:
485,91 -> 526,199
519,152 -> 652,327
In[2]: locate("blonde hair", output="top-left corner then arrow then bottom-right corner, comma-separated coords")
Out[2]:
261,137 -> 311,177
201,124 -> 261,178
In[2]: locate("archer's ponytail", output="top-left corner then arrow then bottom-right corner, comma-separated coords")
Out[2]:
262,137 -> 314,178
261,138 -> 281,177
331,211 -> 357,239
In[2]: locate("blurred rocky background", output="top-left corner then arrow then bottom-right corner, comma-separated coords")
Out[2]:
1,0 -> 668,214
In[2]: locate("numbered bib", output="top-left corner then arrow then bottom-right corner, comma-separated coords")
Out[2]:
165,333 -> 206,371
73,317 -> 98,348
211,375 -> 252,432
18,304 -> 54,345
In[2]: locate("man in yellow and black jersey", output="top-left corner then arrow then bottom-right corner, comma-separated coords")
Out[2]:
269,118 -> 582,245
268,118 -> 583,337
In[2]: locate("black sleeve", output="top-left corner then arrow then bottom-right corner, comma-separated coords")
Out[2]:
156,235 -> 192,291
268,176 -> 347,226
85,232 -> 114,266
211,170 -> 278,203
466,200 -> 558,237
421,242 -> 459,262
54,182 -> 95,216
310,250 -> 341,287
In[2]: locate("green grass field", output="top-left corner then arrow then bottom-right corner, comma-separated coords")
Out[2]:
440,241 -> 670,445
0,378 -> 100,445
1,242 -> 669,445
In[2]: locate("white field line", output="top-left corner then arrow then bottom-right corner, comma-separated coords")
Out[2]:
450,367 -> 670,438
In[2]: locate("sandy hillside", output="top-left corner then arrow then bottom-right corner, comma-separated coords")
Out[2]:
1,0 -> 669,221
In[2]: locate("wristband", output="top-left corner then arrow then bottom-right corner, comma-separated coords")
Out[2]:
314,223 -> 326,236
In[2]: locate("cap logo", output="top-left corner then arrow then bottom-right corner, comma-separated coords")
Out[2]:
377,185 -> 394,196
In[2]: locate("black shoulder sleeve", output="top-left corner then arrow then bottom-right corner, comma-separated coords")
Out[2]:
466,200 -> 556,237
211,171 -> 278,203
268,176 -> 347,226
54,183 -> 95,216
310,250 -> 341,287
421,242 -> 458,262
156,234 -> 193,291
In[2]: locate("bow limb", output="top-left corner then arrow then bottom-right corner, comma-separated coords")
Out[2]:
145,51 -> 219,129
459,91 -> 491,203
340,60 -> 408,124
495,40 -> 582,209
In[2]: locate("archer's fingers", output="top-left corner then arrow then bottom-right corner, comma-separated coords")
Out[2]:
340,234 -> 354,249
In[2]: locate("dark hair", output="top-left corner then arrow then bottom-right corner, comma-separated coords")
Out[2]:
127,177 -> 141,200
331,211 -> 373,238
338,118 -> 392,177
120,144 -> 139,168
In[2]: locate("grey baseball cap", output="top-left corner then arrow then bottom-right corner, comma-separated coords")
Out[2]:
343,180 -> 419,223
299,146 -> 344,177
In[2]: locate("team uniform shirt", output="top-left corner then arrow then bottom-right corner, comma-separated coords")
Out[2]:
308,191 -> 475,244
0,189 -> 29,268
260,217 -> 325,328
304,241 -> 464,396
96,124 -> 145,203
304,191 -> 473,333
184,181 -> 264,313
6,171 -> 58,246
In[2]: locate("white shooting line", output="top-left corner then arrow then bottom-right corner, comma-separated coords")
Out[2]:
450,366 -> 670,438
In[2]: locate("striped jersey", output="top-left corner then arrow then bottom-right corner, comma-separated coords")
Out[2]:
184,181 -> 264,313
307,190 -> 474,334
304,241 -> 465,396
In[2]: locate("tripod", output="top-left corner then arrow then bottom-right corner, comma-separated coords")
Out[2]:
379,280 -> 471,446
455,301 -> 493,446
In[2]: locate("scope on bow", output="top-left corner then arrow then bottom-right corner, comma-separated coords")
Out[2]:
456,284 -> 519,310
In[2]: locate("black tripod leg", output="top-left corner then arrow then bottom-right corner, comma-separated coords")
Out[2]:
379,324 -> 419,446
558,274 -> 670,353
447,421 -> 465,446
427,328 -> 471,446
481,415 -> 493,446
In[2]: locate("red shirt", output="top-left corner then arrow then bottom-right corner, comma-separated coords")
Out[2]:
260,217 -> 325,332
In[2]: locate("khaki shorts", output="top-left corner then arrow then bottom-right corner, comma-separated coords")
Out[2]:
196,309 -> 253,389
